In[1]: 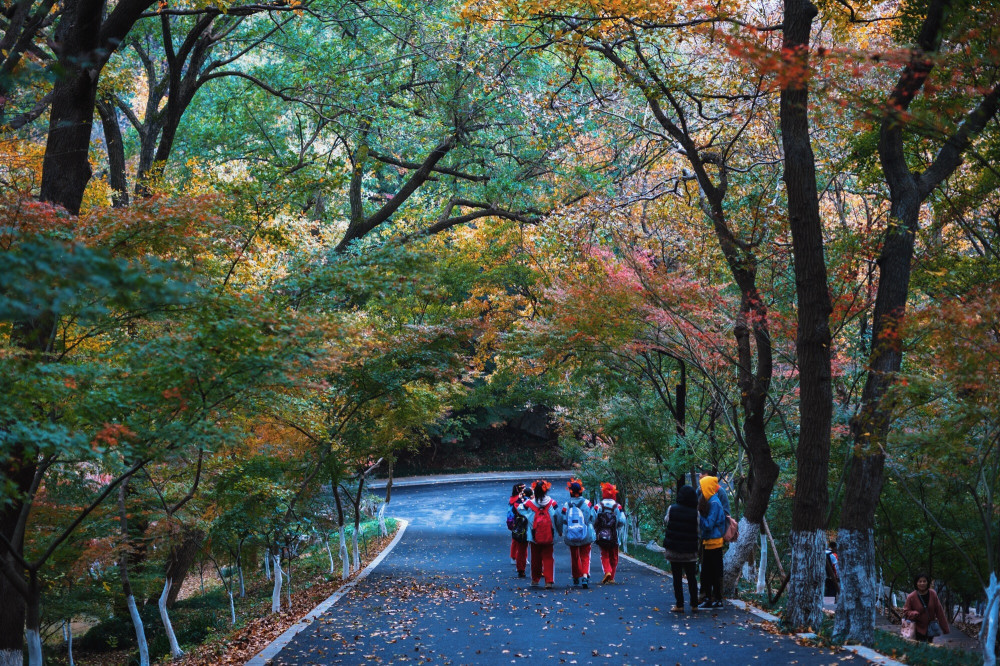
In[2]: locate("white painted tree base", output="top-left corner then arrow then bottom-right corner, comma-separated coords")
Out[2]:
271,554 -> 283,613
723,518 -> 761,595
339,527 -> 350,579
757,532 -> 768,594
126,594 -> 150,666
159,578 -> 184,659
0,649 -> 21,666
785,530 -> 825,631
26,629 -> 42,666
834,529 -> 877,645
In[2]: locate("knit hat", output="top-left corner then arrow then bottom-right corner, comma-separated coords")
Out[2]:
566,478 -> 584,497
699,476 -> 719,499
677,485 -> 697,508
601,482 -> 617,499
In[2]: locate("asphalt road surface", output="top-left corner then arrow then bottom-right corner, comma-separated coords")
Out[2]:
266,479 -> 864,664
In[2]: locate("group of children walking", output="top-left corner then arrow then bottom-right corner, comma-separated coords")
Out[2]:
506,479 -> 626,589
505,472 -> 731,614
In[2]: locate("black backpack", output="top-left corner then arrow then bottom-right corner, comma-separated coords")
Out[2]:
511,510 -> 529,543
594,505 -> 618,545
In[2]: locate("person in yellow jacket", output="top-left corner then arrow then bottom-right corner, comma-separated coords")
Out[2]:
698,476 -> 727,608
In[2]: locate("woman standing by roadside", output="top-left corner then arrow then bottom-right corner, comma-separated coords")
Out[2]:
698,476 -> 726,608
903,574 -> 950,643
663,485 -> 700,613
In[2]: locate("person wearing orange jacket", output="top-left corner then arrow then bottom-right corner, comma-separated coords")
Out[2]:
698,475 -> 727,608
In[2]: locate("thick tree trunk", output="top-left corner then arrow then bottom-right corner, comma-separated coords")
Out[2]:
723,519 -> 762,594
833,529 -> 877,644
39,0 -> 106,215
158,578 -> 183,659
163,527 -> 205,607
780,0 -> 834,632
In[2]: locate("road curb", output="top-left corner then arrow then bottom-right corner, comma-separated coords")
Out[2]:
620,552 -> 902,665
369,470 -> 574,489
245,519 -> 410,666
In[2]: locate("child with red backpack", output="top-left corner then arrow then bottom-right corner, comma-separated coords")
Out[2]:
593,483 -> 626,584
506,483 -> 529,577
556,478 -> 595,588
518,480 -> 559,588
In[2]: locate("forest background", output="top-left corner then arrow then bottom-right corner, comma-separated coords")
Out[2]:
1,0 -> 999,664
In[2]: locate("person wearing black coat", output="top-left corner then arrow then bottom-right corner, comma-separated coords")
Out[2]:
663,485 -> 701,613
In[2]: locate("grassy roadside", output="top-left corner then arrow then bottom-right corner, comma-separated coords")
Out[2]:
623,543 -> 983,666
59,520 -> 399,666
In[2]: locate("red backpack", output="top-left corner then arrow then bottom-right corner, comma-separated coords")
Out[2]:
529,500 -> 554,544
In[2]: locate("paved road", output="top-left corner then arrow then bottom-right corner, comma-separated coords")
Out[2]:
267,479 -> 863,664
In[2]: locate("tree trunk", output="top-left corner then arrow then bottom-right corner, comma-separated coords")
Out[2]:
324,536 -> 335,574
352,526 -> 361,571
780,0 -> 834,632
119,482 -> 149,666
983,573 -> 999,666
96,98 -> 129,207
723,519 -> 762,594
270,553 -> 282,613
38,0 -> 106,215
24,572 -> 42,666
158,578 -> 183,659
340,527 -> 350,579
757,532 -> 768,594
65,619 -> 75,666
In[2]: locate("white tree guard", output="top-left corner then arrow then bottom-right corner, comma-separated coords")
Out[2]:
980,572 -> 999,666
723,518 -> 761,595
352,526 -> 361,571
26,629 -> 42,666
339,526 -> 350,579
64,620 -> 75,666
785,530 -> 825,631
126,594 -> 150,666
833,529 -> 877,645
271,554 -> 283,613
757,532 -> 768,594
158,578 -> 184,659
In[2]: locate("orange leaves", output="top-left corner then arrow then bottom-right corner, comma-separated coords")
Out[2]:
90,423 -> 137,451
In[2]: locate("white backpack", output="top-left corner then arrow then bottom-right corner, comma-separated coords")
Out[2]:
564,502 -> 589,546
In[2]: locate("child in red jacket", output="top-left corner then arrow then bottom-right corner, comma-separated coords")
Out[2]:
594,483 -> 626,584
507,483 -> 528,577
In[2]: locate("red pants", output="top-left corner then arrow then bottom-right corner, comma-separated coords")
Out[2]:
530,543 -> 554,584
599,544 -> 619,579
510,539 -> 527,573
568,544 -> 592,579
